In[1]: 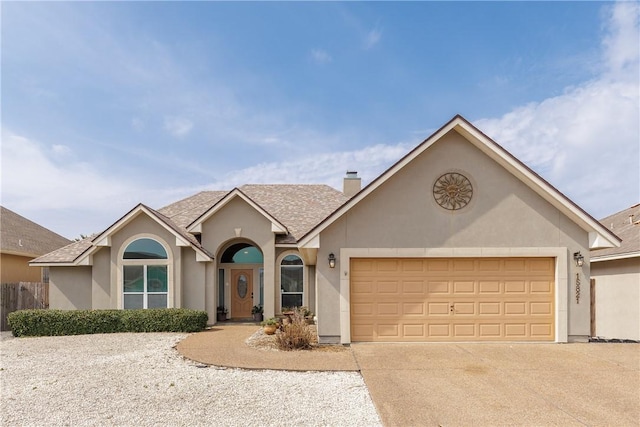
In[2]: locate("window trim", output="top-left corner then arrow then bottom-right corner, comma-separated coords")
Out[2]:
117,235 -> 172,310
277,251 -> 306,312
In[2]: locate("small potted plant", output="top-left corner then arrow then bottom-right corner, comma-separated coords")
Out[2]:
216,306 -> 228,322
300,306 -> 315,325
261,317 -> 278,335
251,305 -> 264,322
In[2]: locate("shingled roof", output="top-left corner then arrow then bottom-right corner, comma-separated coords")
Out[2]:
0,206 -> 71,257
31,184 -> 349,264
592,203 -> 640,260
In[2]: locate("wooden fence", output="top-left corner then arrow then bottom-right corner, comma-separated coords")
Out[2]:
1,282 -> 49,331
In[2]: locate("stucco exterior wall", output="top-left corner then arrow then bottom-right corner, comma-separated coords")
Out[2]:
1,254 -> 42,283
108,214 -> 183,309
592,258 -> 640,340
200,197 -> 276,318
317,129 -> 590,342
92,247 -> 111,308
182,247 -> 206,312
49,266 -> 92,310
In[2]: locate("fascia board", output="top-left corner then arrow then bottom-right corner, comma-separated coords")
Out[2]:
591,251 -> 640,262
29,262 -> 79,267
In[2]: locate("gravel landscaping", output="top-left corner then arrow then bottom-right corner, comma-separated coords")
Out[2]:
0,332 -> 381,426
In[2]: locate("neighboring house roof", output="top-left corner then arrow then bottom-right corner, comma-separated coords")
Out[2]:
591,203 -> 640,262
298,115 -> 622,250
0,206 -> 71,257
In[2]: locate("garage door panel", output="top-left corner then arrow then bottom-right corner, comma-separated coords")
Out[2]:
453,302 -> 475,315
479,281 -> 501,293
479,302 -> 501,315
453,281 -> 475,293
403,324 -> 425,337
505,281 -> 526,293
402,281 -> 424,293
479,323 -> 501,337
351,257 -> 555,342
352,303 -> 374,315
504,302 -> 527,315
454,323 -> 476,337
531,280 -> 553,293
427,281 -> 450,294
428,302 -> 450,315
378,303 -> 400,315
428,324 -> 451,337
402,302 -> 425,315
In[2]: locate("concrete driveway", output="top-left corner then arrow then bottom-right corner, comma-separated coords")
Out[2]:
351,343 -> 639,426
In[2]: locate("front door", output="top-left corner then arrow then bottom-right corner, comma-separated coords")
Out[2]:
231,269 -> 253,319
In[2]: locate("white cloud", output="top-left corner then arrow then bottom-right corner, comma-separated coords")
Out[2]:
474,1 -> 639,218
131,117 -> 145,132
209,142 -> 412,191
310,49 -> 333,64
0,130 -> 146,237
364,28 -> 382,50
163,116 -> 194,138
51,144 -> 71,155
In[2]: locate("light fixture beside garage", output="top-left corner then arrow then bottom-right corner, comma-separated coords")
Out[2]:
573,251 -> 584,267
328,253 -> 336,268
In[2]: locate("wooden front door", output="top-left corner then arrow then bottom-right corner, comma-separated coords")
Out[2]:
231,269 -> 253,319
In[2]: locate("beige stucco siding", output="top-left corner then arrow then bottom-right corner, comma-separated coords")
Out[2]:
181,247 -> 206,312
109,214 -> 182,308
200,197 -> 276,318
49,267 -> 92,310
592,258 -> 640,340
91,247 -> 111,309
317,129 -> 590,342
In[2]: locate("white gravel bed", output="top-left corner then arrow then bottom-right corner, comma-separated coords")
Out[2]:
0,332 -> 381,427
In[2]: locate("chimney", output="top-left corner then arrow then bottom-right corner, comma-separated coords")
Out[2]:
343,171 -> 361,198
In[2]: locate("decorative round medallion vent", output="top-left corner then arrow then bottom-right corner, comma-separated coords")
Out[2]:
433,172 -> 473,210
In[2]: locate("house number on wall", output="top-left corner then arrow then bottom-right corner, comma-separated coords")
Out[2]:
575,273 -> 581,304
433,172 -> 473,210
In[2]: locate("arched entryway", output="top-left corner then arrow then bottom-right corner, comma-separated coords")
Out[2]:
218,241 -> 264,320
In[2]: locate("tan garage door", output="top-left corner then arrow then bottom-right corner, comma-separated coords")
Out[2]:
350,257 -> 555,342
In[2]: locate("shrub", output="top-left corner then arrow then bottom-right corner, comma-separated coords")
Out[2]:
7,308 -> 208,337
274,308 -> 314,350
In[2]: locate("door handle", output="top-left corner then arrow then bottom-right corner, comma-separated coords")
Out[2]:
450,304 -> 454,313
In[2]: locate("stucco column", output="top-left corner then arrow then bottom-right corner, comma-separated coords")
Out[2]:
262,239 -> 276,318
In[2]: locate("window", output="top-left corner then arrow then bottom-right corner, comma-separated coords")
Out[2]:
122,238 -> 169,309
280,254 -> 303,308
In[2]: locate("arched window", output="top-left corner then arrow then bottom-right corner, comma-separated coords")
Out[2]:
122,238 -> 169,309
280,254 -> 303,309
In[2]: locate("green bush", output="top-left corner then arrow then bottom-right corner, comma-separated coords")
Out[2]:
7,308 -> 208,337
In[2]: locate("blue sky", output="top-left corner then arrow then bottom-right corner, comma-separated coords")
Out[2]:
2,1 -> 639,239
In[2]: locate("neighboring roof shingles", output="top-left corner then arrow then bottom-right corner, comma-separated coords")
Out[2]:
0,206 -> 71,257
592,203 -> 640,259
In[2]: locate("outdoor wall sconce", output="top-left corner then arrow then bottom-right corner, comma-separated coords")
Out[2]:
573,251 -> 584,267
328,253 -> 336,268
